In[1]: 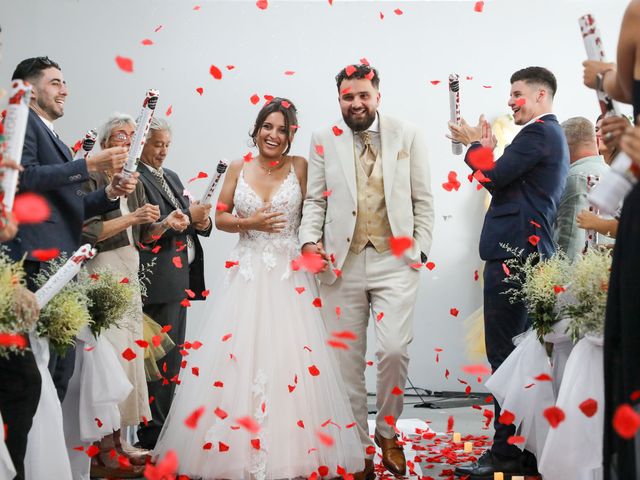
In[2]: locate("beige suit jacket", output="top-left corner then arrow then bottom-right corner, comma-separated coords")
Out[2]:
299,114 -> 434,285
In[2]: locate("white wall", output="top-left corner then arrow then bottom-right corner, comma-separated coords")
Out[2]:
0,0 -> 631,393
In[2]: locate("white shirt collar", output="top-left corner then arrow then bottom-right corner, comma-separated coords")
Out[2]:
524,112 -> 553,127
368,113 -> 380,133
38,115 -> 55,134
143,162 -> 162,175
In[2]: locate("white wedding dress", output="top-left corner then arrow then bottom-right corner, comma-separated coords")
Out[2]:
153,166 -> 364,479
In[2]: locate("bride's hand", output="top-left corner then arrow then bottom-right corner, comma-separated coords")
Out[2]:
245,204 -> 286,233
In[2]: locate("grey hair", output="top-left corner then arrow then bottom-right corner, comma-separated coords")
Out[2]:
561,116 -> 596,147
146,117 -> 172,140
99,113 -> 135,147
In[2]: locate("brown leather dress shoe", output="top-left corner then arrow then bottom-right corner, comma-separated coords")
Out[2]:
374,431 -> 406,476
353,458 -> 375,480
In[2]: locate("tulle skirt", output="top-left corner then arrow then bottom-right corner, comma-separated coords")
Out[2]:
153,247 -> 364,479
485,329 -> 555,457
539,335 -> 604,480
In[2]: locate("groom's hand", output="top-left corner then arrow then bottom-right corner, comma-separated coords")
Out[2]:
301,242 -> 330,272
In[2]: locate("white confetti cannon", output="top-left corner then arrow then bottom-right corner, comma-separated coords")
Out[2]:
581,13 -> 638,214
579,14 -> 618,116
73,129 -> 98,161
35,244 -> 96,309
448,74 -> 462,155
583,174 -> 600,253
123,89 -> 159,175
0,80 -> 32,211
200,160 -> 228,204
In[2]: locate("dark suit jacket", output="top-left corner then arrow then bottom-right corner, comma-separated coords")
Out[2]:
137,163 -> 211,305
5,109 -> 118,261
81,173 -> 152,252
466,114 -> 568,261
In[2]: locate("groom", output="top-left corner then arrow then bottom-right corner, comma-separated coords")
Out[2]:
299,64 -> 434,478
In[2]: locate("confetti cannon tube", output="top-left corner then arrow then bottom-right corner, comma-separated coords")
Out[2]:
579,14 -> 618,116
448,74 -> 462,155
73,129 -> 98,161
123,89 -> 159,175
0,80 -> 32,211
583,174 -> 600,253
580,14 -> 637,212
35,244 -> 96,309
200,160 -> 228,204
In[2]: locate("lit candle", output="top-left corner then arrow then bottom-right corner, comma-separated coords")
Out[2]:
511,477 -> 524,480
452,432 -> 461,443
464,441 -> 473,453
493,473 -> 504,480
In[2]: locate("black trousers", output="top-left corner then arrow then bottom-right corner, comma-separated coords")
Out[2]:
137,301 -> 187,449
483,260 -> 531,458
23,259 -> 76,402
0,349 -> 42,480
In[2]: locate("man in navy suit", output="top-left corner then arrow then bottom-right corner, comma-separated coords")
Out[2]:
0,57 -> 137,480
449,67 -> 568,479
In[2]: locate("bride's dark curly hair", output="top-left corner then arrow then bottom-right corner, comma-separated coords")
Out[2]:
249,97 -> 298,156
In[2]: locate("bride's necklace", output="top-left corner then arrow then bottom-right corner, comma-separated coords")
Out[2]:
257,156 -> 286,175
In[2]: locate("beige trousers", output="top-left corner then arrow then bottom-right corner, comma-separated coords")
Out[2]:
319,246 -> 420,455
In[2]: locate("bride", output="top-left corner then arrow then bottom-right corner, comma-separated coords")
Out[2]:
153,98 -> 364,479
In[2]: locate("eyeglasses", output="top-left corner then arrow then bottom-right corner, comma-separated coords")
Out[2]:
111,132 -> 134,142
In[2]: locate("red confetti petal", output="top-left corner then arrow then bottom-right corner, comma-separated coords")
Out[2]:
332,125 -> 344,136
543,406 -> 566,428
297,420 -> 305,429
384,415 -> 395,426
425,261 -> 436,270
135,339 -> 149,348
318,466 -> 329,477
250,94 -> 260,105
345,65 -> 357,77
294,287 -> 305,294
534,373 -> 552,382
297,252 -> 326,274
450,308 -> 459,317
180,298 -> 191,308
579,398 -> 598,418
312,297 -> 322,308
394,8 -> 403,15
317,431 -> 334,446
225,260 -> 239,269
202,442 -> 212,450
251,438 -> 261,450
468,147 -> 495,170
184,406 -> 205,429
214,407 -> 228,419
191,366 -> 199,376
165,105 -> 173,116
85,445 -> 100,458
226,65 -> 235,70
172,256 -> 183,268
379,11 -> 384,20
308,365 -> 320,376
122,348 -> 137,361
256,0 -> 268,9
327,340 -> 349,349
154,25 -> 163,32
209,65 -> 222,80
13,193 -> 50,223
219,442 -> 229,452
332,330 -> 357,340
314,144 -> 325,156
507,435 -> 526,445
502,263 -> 510,276
430,80 -> 441,85
243,152 -> 253,162
115,56 -> 134,73
553,285 -> 566,294
235,416 -> 260,434
515,98 -> 526,106
376,312 -> 384,321
31,248 -> 60,261
528,235 -> 540,246
141,38 -> 154,46
447,415 -> 454,432
221,333 -> 232,342
499,410 -> 516,425
196,87 -> 204,96
391,386 -> 403,395
284,70 -> 295,76
322,190 -> 333,197
461,364 -> 491,376
474,1 -> 484,12
389,236 -> 413,257
613,404 -> 640,439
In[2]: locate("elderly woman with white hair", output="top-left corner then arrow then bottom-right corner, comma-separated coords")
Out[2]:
81,113 -> 189,478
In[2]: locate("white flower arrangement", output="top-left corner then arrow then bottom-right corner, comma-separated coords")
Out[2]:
564,248 -> 611,342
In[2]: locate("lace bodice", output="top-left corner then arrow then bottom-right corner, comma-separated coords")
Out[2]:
229,167 -> 302,281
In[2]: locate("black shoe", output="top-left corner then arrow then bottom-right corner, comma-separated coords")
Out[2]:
454,449 -> 539,479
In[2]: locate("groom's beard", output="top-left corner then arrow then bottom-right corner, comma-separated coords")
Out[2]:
342,108 -> 376,132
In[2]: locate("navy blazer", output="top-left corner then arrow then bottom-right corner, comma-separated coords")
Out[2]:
466,114 -> 568,261
137,164 -> 211,305
5,109 -> 118,261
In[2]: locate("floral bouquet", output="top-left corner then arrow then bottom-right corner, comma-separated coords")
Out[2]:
34,256 -> 91,356
564,248 -> 611,342
79,268 -> 135,337
0,250 -> 36,357
502,245 -> 572,342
